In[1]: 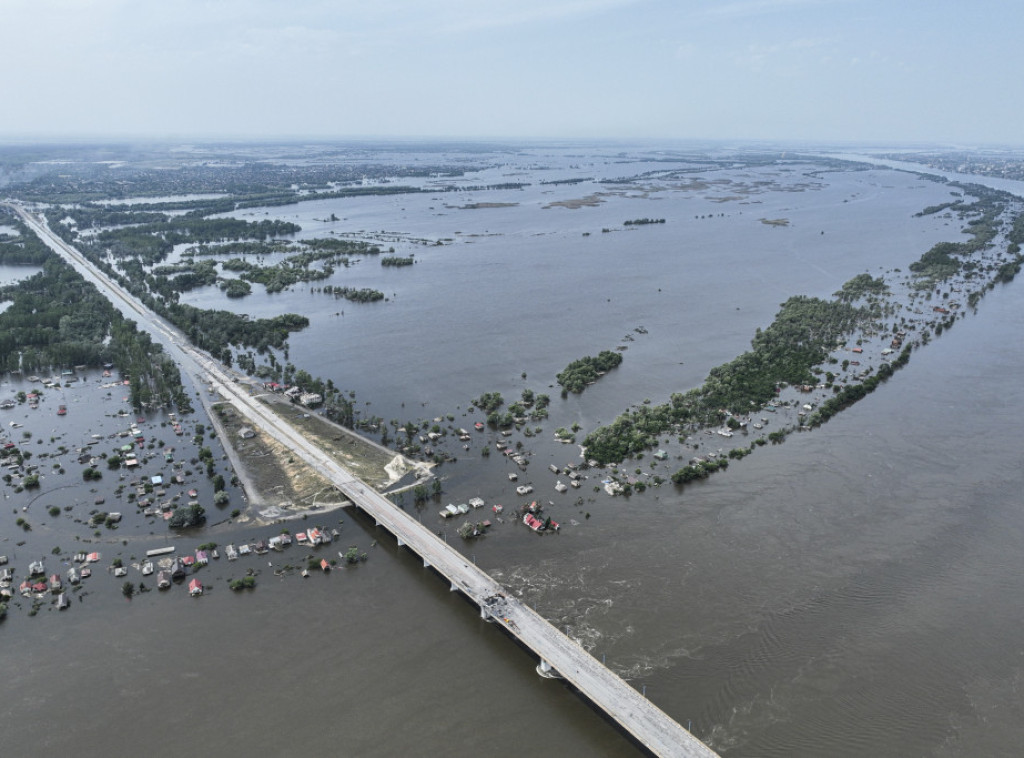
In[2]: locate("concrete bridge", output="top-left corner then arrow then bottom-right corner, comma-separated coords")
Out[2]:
337,478 -> 719,757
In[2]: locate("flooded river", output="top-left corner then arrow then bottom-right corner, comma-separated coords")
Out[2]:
3,147 -> 1024,756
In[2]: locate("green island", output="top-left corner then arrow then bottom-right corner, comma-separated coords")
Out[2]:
582,295 -> 869,463
583,182 -> 1024,491
219,248 -> 348,294
623,218 -> 665,226
556,351 -> 624,394
220,278 -> 252,298
317,285 -> 385,303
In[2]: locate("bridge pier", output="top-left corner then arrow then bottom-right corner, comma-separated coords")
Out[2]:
450,582 -> 458,592
536,659 -> 562,679
397,537 -> 405,547
423,558 -> 431,568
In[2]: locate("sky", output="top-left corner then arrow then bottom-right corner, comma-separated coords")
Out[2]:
3,0 -> 1022,145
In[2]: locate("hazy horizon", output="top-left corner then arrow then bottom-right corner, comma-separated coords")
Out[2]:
4,1 -> 1022,146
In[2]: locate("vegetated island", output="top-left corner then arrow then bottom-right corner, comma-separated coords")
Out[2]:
543,194 -> 605,209
469,391 -> 551,430
381,255 -> 415,267
583,182 -> 1024,490
556,350 -> 624,394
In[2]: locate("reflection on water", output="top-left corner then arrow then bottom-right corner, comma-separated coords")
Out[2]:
0,263 -> 41,286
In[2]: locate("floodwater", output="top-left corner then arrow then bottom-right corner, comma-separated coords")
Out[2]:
3,148 -> 1024,757
183,156 -> 966,429
0,263 -> 41,286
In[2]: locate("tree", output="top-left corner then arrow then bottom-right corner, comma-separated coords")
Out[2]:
169,503 -> 206,529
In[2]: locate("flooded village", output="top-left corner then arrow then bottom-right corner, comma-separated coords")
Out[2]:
0,364 -> 379,621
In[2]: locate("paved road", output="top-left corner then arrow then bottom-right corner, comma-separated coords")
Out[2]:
9,203 -> 719,757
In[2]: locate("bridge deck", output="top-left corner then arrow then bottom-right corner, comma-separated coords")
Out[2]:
335,479 -> 718,758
